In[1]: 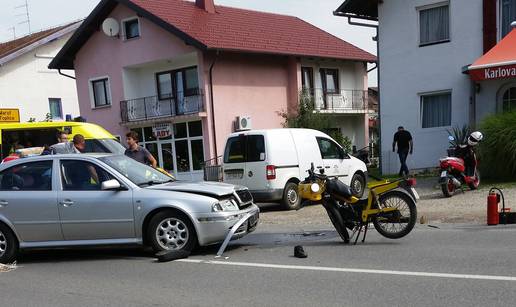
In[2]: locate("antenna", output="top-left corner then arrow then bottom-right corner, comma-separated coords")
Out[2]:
7,27 -> 16,39
15,0 -> 31,34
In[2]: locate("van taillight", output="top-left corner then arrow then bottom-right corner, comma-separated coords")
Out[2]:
266,165 -> 276,180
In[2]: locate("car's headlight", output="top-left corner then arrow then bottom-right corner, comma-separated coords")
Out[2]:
212,198 -> 240,212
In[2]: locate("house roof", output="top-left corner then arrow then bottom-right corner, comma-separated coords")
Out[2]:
334,0 -> 378,20
49,0 -> 376,70
0,21 -> 82,65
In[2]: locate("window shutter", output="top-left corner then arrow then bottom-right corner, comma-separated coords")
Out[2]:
483,0 -> 497,53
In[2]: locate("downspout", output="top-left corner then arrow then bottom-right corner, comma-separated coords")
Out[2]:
208,51 -> 219,158
58,69 -> 76,80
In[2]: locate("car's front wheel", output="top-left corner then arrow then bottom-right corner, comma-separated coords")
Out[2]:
147,211 -> 197,254
350,173 -> 366,198
0,223 -> 18,264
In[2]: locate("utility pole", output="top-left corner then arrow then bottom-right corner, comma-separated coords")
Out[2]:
7,27 -> 16,39
15,0 -> 31,35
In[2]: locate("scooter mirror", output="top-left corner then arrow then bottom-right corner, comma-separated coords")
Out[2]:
448,135 -> 455,141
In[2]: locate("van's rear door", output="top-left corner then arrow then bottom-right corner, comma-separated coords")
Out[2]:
244,134 -> 267,191
222,135 -> 247,186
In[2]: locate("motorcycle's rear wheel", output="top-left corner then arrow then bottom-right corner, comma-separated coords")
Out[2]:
468,170 -> 480,190
323,201 -> 350,244
372,191 -> 417,239
441,178 -> 455,197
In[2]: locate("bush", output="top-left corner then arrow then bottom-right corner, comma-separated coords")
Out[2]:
478,111 -> 516,180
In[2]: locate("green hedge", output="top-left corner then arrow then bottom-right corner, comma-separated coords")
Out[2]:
479,111 -> 516,180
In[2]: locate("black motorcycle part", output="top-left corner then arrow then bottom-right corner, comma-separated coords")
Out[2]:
323,199 -> 350,243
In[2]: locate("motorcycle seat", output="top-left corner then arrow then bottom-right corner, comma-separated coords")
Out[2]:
326,178 -> 353,199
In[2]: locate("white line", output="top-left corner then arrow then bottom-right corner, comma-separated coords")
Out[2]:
177,259 -> 516,282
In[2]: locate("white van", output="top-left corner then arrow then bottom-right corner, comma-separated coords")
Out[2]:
222,129 -> 368,210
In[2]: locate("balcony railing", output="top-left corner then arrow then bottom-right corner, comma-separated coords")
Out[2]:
301,88 -> 368,112
121,89 -> 204,123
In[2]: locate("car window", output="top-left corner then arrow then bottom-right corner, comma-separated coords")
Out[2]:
98,155 -> 171,186
224,136 -> 245,163
247,135 -> 265,162
0,161 -> 53,191
61,160 -> 114,191
317,137 -> 343,160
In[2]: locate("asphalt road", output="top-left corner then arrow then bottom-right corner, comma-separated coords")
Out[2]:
2,223 -> 516,307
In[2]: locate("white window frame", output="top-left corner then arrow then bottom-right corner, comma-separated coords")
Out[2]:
88,76 -> 112,109
417,1 -> 451,47
121,17 -> 141,41
419,89 -> 453,129
48,97 -> 63,120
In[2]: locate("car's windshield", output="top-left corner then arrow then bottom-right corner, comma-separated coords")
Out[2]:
99,155 -> 173,186
84,139 -> 126,154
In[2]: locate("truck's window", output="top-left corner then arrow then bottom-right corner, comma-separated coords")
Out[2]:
224,137 -> 244,163
247,135 -> 265,162
317,137 -> 344,160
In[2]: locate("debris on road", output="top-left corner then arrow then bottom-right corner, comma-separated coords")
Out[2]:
156,250 -> 190,262
294,245 -> 308,258
0,262 -> 18,273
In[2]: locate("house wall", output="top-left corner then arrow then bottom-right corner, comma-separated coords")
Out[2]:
0,32 -> 79,122
378,0 -> 483,174
74,3 -> 198,138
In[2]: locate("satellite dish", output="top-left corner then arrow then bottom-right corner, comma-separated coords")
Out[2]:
102,18 -> 120,37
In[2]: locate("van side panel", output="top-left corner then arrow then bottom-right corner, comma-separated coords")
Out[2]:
290,130 -> 323,179
266,130 -> 299,190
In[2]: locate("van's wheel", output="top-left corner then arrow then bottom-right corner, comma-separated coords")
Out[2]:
350,173 -> 366,198
282,182 -> 301,210
0,223 -> 18,264
147,211 -> 197,254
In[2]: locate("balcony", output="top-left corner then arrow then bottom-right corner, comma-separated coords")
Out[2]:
121,89 -> 204,123
301,89 -> 368,113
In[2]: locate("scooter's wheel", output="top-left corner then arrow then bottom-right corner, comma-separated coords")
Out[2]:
441,178 -> 455,197
372,191 -> 417,239
468,170 -> 480,190
323,204 -> 350,244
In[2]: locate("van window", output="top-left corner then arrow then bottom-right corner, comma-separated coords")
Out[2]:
1,128 -> 60,159
247,135 -> 265,162
317,137 -> 344,160
224,137 -> 244,163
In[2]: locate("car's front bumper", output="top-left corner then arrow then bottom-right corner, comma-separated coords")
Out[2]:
191,204 -> 260,246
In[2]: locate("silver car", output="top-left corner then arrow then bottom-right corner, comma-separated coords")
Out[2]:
0,154 -> 259,263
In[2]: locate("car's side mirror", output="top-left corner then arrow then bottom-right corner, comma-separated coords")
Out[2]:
101,179 -> 123,191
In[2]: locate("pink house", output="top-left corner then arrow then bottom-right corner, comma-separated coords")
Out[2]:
50,0 -> 375,180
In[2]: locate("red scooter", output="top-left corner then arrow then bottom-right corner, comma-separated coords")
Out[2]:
439,135 -> 481,197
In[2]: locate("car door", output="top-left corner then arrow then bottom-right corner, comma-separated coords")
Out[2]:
0,159 -> 63,242
316,137 -> 350,181
57,158 -> 135,240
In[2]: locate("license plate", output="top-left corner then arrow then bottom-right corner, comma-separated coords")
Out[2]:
411,187 -> 420,200
224,170 -> 243,179
440,171 -> 447,178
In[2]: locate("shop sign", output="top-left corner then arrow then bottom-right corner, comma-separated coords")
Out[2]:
152,123 -> 172,139
470,64 -> 516,81
0,109 -> 20,123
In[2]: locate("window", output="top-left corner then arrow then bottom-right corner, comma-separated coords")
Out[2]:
301,67 -> 314,90
502,87 -> 516,112
419,4 -> 450,46
247,135 -> 265,162
61,160 -> 113,191
421,92 -> 452,128
0,161 -> 52,191
223,135 -> 265,164
91,78 -> 111,107
224,136 -> 245,163
320,68 -> 339,93
156,67 -> 199,100
501,0 -> 516,38
49,98 -> 63,120
157,73 -> 173,100
317,137 -> 344,160
123,18 -> 140,40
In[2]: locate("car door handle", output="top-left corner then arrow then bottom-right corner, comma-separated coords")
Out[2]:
60,200 -> 74,207
325,166 -> 331,169
0,200 -> 8,207
316,166 -> 323,169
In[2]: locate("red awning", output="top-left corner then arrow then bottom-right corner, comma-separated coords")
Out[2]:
469,28 -> 516,81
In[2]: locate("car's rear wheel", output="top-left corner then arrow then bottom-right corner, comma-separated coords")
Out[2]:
0,223 -> 18,264
282,182 -> 301,210
147,211 -> 197,254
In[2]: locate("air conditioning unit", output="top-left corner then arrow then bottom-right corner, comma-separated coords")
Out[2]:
236,116 -> 252,131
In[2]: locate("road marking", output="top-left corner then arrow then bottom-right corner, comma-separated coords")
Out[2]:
177,259 -> 516,282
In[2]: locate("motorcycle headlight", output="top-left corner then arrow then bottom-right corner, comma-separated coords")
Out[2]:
310,183 -> 321,193
212,198 -> 240,212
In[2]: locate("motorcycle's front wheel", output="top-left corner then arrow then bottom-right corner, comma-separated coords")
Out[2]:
323,201 -> 350,244
372,191 -> 417,239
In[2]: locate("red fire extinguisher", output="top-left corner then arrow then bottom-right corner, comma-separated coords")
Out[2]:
487,188 -> 502,225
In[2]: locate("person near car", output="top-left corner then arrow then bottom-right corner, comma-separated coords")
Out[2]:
124,131 -> 157,168
1,144 -> 23,164
392,126 -> 413,177
50,134 -> 86,154
56,130 -> 69,143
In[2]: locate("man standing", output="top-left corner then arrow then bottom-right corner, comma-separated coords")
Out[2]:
392,126 -> 413,177
125,131 -> 157,168
50,134 -> 86,154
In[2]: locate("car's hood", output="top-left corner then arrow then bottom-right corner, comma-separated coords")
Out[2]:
146,181 -> 243,197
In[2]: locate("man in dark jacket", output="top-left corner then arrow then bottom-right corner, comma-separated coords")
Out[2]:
392,126 -> 413,177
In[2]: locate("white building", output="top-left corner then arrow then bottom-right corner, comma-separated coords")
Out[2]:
336,0 -> 516,174
0,22 -> 81,122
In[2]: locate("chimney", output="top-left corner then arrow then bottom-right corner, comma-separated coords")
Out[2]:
196,0 -> 215,13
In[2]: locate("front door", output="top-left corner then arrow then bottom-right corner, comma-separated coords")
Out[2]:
0,160 -> 62,242
57,159 -> 135,240
316,137 -> 349,181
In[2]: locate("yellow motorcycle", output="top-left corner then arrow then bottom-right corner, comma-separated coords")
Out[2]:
299,164 -> 418,244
